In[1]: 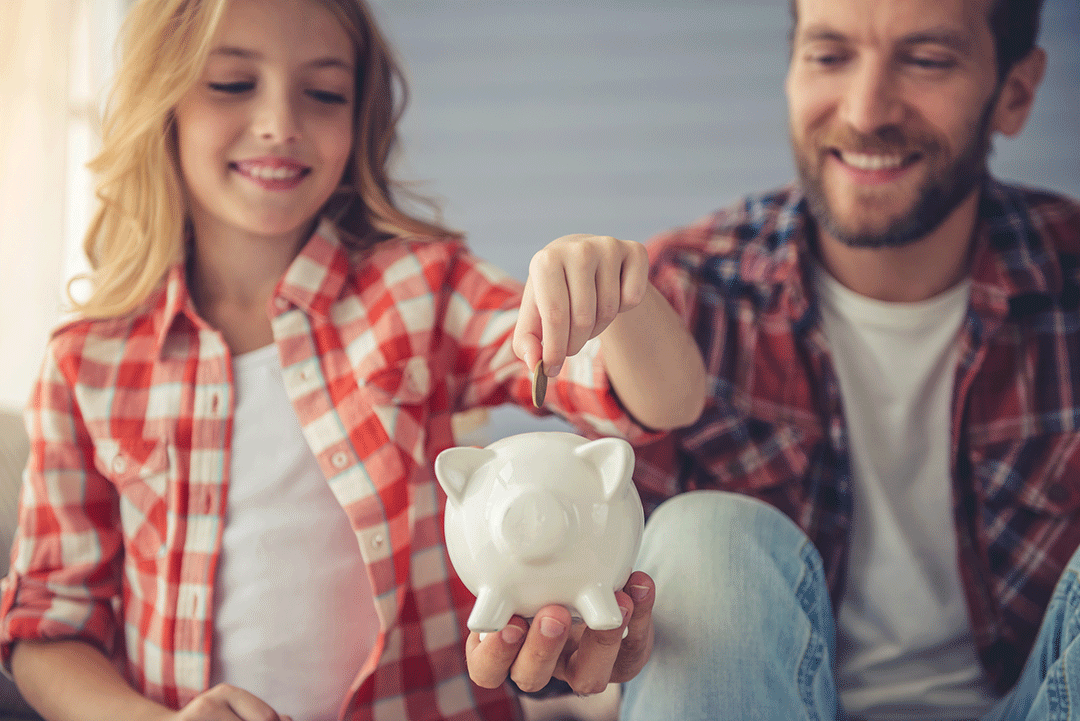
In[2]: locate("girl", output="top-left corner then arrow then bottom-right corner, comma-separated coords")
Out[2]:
0,0 -> 705,719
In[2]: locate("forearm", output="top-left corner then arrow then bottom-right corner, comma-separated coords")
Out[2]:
600,283 -> 707,430
11,639 -> 170,721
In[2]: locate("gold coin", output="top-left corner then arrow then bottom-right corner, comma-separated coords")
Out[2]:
531,358 -> 547,408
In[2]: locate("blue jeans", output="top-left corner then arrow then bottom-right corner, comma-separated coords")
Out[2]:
620,490 -> 1080,721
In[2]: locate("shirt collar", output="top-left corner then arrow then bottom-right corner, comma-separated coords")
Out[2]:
697,184 -> 813,326
968,179 -> 1064,323
727,179 -> 1064,326
150,216 -> 352,356
272,216 -> 351,320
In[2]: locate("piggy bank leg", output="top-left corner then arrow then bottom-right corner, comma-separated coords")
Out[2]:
467,586 -> 515,633
575,584 -> 624,631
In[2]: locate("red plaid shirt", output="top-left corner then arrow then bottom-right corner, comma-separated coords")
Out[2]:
636,180 -> 1080,693
0,219 -> 650,720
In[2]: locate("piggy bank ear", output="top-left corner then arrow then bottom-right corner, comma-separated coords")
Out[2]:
434,446 -> 495,504
574,437 -> 635,501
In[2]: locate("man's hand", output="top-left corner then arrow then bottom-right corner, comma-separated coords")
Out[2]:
465,571 -> 655,696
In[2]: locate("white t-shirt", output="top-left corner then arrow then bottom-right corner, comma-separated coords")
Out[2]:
208,344 -> 380,721
814,266 -> 999,720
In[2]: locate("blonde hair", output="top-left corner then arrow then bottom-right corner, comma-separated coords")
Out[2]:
74,0 -> 456,319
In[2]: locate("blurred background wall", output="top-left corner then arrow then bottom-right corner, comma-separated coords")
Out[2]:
1,0 -> 1078,441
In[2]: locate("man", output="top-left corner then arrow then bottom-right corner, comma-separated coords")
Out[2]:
623,0 -> 1080,718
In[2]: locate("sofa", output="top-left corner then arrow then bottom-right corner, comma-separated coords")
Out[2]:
0,408 -> 41,720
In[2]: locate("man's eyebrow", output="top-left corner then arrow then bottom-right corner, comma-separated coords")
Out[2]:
794,24 -> 974,54
795,24 -> 847,44
209,46 -> 354,71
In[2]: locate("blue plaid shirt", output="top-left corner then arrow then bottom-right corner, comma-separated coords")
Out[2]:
635,179 -> 1080,692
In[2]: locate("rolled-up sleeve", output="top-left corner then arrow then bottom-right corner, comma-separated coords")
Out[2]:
0,341 -> 124,674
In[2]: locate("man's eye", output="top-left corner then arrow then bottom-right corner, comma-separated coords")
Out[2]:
806,51 -> 847,67
909,56 -> 956,70
308,90 -> 349,105
208,81 -> 254,94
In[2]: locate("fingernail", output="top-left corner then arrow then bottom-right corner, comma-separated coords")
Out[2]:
501,625 -> 525,644
629,585 -> 649,602
548,364 -> 562,377
540,617 -> 566,638
620,606 -> 631,624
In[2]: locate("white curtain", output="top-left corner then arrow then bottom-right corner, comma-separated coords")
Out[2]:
0,0 -> 124,410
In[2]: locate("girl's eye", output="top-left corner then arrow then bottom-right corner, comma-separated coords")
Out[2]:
208,81 -> 254,94
307,90 -> 349,105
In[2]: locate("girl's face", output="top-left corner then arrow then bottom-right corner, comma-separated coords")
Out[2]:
175,0 -> 356,247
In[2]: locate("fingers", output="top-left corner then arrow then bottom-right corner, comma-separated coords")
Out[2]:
179,683 -> 286,721
465,619 -> 529,689
618,241 -> 650,311
518,235 -> 648,374
611,571 -> 655,682
526,250 -> 571,376
560,571 -> 655,692
560,595 -> 633,695
512,280 -> 543,373
465,575 -> 655,699
508,607 -> 573,693
466,608 -> 574,693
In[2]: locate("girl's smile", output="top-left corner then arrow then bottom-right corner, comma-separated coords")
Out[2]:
231,157 -> 313,190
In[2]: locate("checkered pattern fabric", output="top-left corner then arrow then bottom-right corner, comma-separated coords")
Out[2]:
0,218 -> 650,719
635,179 -> 1080,693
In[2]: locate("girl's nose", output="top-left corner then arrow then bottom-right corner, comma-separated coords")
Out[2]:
254,90 -> 301,143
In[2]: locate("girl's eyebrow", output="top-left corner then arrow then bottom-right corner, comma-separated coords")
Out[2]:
210,46 -> 354,72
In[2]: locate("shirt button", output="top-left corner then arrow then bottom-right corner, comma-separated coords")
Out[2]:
371,533 -> 384,549
112,456 -> 128,474
331,452 -> 349,469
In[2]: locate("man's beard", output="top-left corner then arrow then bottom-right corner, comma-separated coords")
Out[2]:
794,99 -> 996,249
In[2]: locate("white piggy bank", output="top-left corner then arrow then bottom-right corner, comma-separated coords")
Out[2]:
434,431 -> 644,633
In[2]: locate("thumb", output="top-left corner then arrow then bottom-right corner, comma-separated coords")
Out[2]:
513,279 -> 543,371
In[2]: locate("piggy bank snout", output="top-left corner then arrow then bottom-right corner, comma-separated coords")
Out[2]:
495,490 -> 569,564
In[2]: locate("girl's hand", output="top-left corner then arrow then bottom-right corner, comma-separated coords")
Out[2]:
167,684 -> 293,721
513,234 -> 650,378
464,571 -> 655,696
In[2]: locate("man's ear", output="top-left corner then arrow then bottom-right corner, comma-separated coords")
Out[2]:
992,47 -> 1047,137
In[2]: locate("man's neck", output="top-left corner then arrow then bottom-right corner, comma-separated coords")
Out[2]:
812,191 -> 981,303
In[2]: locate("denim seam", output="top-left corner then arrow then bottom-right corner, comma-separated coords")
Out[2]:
794,539 -> 829,721
1058,570 -> 1080,721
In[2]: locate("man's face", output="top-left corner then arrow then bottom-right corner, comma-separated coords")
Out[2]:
786,0 -> 1002,248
